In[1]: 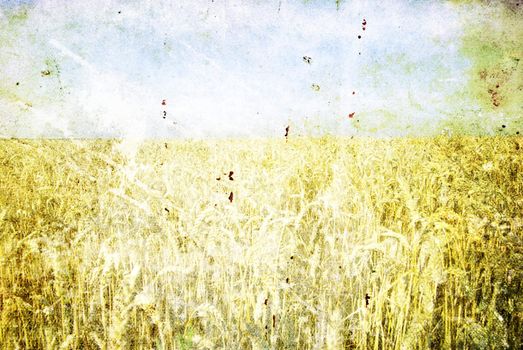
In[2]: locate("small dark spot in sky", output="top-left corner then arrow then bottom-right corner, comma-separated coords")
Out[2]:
285,125 -> 289,139
118,10 -> 121,14
357,35 -> 361,39
163,111 -> 167,119
162,99 -> 166,105
302,56 -> 312,64
502,125 -> 506,128
228,191 -> 234,203
352,91 -> 355,95
348,112 -> 355,119
16,82 -> 19,86
358,52 -> 361,55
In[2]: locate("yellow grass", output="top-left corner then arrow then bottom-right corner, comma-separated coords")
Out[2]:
0,136 -> 522,349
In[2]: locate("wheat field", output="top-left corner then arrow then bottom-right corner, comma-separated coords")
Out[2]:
0,136 -> 522,349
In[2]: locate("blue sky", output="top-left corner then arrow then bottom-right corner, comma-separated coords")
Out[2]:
0,0 -> 482,138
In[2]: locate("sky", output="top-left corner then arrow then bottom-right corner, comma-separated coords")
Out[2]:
0,0 -> 521,138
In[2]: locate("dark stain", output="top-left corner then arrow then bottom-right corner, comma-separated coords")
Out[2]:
488,88 -> 501,107
228,171 -> 234,181
352,91 -> 355,95
502,125 -> 506,128
16,82 -> 19,86
302,56 -> 312,64
272,315 -> 276,328
357,35 -> 361,39
164,142 -> 168,149
285,125 -> 289,140
290,255 -> 294,260
162,99 -> 166,105
516,143 -> 520,150
358,52 -> 361,55
164,208 -> 170,213
118,10 -> 121,14
285,277 -> 289,283
163,111 -> 167,119
216,177 -> 221,181
41,69 -> 51,77
311,83 -> 320,91
365,293 -> 370,307
228,192 -> 234,203
264,298 -> 268,305
348,112 -> 355,119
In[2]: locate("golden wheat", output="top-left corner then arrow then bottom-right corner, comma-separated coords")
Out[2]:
0,136 -> 521,349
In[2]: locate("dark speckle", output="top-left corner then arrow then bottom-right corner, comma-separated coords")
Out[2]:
352,91 -> 355,95
228,171 -> 234,181
118,10 -> 121,14
357,35 -> 361,39
348,112 -> 355,119
302,56 -> 312,64
365,293 -> 371,307
516,131 -> 520,135
16,82 -> 19,86
228,192 -> 234,203
41,70 -> 51,76
502,125 -> 506,128
164,208 -> 169,213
